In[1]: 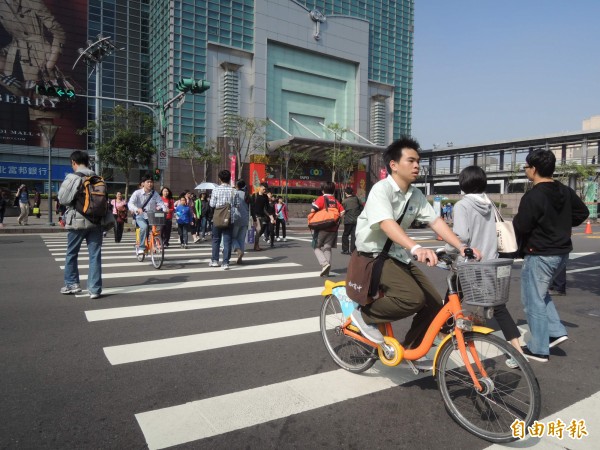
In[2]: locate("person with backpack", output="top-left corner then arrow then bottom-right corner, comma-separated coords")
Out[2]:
57,150 -> 106,299
309,181 -> 345,277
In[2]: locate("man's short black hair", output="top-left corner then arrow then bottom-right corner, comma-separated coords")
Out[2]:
526,148 -> 556,177
70,150 -> 90,166
383,136 -> 420,174
141,173 -> 154,183
459,166 -> 487,194
218,169 -> 231,183
344,187 -> 354,195
260,182 -> 269,189
321,181 -> 336,194
236,179 -> 246,190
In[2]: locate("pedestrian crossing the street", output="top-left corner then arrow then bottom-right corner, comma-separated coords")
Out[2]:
39,232 -> 598,449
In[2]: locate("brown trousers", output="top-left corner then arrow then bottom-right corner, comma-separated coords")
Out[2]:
361,258 -> 442,349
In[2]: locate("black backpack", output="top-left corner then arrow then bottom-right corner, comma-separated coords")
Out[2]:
74,173 -> 109,224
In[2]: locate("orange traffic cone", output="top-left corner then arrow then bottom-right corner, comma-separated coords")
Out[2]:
585,220 -> 593,234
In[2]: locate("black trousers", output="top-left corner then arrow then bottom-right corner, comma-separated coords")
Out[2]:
114,216 -> 124,242
275,218 -> 286,238
341,222 -> 356,253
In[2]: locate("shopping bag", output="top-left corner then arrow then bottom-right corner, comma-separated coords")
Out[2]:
247,225 -> 256,244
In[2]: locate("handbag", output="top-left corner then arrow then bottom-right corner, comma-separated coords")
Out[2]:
492,202 -> 518,258
345,200 -> 411,305
213,190 -> 234,229
307,197 -> 340,230
32,207 -> 40,215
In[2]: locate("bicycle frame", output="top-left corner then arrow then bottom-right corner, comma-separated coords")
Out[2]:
321,279 -> 494,392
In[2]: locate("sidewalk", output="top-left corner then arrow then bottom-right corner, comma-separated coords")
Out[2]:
0,213 -> 311,235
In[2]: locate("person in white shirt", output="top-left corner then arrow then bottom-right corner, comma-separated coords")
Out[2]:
128,174 -> 166,255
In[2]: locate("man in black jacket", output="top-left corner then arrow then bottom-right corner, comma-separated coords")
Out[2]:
250,182 -> 274,251
341,187 -> 362,254
513,149 -> 588,362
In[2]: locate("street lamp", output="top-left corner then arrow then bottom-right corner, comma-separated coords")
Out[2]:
73,34 -> 119,174
39,124 -> 60,225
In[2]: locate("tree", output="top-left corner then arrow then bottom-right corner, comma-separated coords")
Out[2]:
78,104 -> 156,198
223,115 -> 269,177
555,162 -> 598,198
179,135 -> 220,185
323,123 -> 361,191
268,145 -> 311,195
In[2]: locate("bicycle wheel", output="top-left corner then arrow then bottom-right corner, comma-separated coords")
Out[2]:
135,244 -> 145,262
320,294 -> 377,373
436,332 -> 541,443
150,235 -> 164,269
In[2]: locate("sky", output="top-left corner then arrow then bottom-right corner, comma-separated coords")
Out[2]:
411,0 -> 600,150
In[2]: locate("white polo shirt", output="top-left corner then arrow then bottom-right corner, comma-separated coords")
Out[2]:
355,175 -> 437,264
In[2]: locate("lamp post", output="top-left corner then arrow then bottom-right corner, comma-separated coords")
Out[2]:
39,124 -> 60,225
73,35 -> 118,174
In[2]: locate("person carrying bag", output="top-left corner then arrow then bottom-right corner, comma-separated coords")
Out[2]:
346,200 -> 411,305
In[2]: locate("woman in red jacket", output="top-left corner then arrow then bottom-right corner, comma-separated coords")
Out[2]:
161,187 -> 175,248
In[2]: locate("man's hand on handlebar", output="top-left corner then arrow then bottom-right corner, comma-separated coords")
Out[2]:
459,246 -> 481,260
413,247 -> 438,266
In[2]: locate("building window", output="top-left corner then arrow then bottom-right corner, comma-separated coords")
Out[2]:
370,96 -> 387,146
221,62 -> 241,135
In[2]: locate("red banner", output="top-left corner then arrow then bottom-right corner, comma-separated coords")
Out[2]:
267,179 -> 323,189
229,154 -> 236,186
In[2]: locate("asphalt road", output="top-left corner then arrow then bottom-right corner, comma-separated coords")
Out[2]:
1,225 -> 599,449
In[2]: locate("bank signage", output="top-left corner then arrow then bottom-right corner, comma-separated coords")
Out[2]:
0,161 -> 72,181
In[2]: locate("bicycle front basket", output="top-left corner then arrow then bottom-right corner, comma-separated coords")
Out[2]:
457,258 -> 513,307
147,211 -> 166,226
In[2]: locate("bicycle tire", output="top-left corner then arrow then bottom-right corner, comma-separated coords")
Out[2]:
150,235 -> 164,269
135,245 -> 145,262
436,332 -> 541,443
320,294 -> 377,373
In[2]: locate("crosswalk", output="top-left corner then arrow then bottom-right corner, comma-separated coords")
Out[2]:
40,231 -> 598,449
42,230 -> 449,448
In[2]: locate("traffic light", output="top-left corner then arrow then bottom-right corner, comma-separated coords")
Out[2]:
176,79 -> 210,94
35,80 -> 76,100
153,168 -> 161,181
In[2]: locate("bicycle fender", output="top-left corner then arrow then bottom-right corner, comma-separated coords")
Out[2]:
321,280 -> 346,296
432,326 -> 494,375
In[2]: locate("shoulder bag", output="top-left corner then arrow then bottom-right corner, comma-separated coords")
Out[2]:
492,202 -> 518,258
345,200 -> 411,306
213,189 -> 234,229
307,196 -> 340,230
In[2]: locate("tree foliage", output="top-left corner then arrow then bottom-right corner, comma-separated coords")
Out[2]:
179,135 -> 221,185
555,162 -> 598,198
323,123 -> 361,190
222,115 -> 269,177
78,104 -> 156,198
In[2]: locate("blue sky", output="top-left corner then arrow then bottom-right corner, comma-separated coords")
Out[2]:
411,0 -> 600,149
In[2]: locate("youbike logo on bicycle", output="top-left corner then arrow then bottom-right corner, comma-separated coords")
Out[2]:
511,418 -> 589,440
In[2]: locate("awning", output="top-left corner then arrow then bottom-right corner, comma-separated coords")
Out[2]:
266,136 -> 385,160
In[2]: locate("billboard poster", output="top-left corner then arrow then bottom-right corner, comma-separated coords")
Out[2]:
0,0 -> 88,149
249,162 -> 266,194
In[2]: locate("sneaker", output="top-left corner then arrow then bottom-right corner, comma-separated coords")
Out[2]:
89,292 -> 101,299
548,289 -> 566,296
505,357 -> 519,369
193,237 -> 200,243
549,335 -> 568,348
60,284 -> 82,295
282,238 -> 287,242
350,310 -> 384,344
209,261 -> 219,267
276,237 -> 281,241
222,263 -> 230,270
320,263 -> 331,277
137,248 -> 145,255
521,346 -> 549,362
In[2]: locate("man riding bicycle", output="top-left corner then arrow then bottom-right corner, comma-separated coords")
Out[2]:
128,174 -> 167,255
351,136 -> 480,349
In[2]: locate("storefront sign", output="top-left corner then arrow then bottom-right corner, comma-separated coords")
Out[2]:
0,161 -> 72,180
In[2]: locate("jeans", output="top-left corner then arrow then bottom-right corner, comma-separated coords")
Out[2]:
136,216 -> 149,250
212,225 -> 232,264
178,223 -> 190,245
64,227 -> 103,295
520,254 -> 569,355
232,222 -> 248,253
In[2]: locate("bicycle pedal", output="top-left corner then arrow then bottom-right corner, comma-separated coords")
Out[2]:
405,360 -> 420,375
347,324 -> 360,333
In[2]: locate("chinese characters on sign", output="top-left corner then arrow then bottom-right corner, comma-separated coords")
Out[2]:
0,162 -> 71,180
511,418 -> 589,440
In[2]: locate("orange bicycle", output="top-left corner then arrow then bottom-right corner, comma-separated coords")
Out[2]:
320,249 -> 541,443
135,211 -> 165,269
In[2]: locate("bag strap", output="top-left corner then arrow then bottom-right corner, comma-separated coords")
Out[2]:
380,198 -> 411,257
491,200 -> 504,223
141,191 -> 156,212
